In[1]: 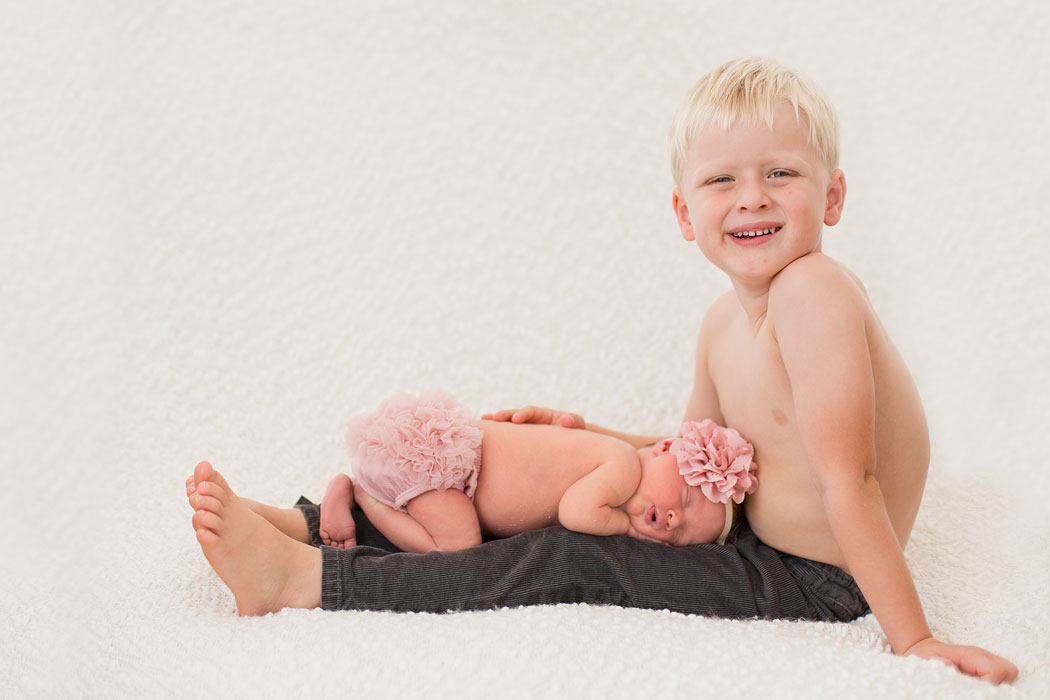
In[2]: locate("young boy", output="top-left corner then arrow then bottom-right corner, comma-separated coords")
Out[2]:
485,57 -> 1016,681
186,57 -> 1016,683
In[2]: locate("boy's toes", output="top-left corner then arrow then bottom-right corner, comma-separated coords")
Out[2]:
193,461 -> 214,487
185,477 -> 199,508
192,508 -> 222,535
193,461 -> 237,499
196,479 -> 228,500
193,492 -> 224,515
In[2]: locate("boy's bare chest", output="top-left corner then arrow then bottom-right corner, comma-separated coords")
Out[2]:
707,319 -> 796,446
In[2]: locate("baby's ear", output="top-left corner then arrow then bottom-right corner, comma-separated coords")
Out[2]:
654,438 -> 675,455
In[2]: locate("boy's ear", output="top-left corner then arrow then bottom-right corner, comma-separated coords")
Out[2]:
672,188 -> 696,242
823,169 -> 846,226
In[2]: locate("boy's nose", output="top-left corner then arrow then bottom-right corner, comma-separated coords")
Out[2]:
736,180 -> 771,211
665,510 -> 679,530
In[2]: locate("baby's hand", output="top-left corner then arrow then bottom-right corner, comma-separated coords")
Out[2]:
904,637 -> 1018,684
481,405 -> 585,429
625,524 -> 665,545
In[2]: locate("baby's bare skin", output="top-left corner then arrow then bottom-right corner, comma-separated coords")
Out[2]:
320,421 -> 636,545
320,474 -> 357,548
320,418 -> 726,550
472,420 -> 638,537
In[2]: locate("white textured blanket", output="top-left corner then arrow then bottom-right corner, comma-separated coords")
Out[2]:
3,3 -> 1048,697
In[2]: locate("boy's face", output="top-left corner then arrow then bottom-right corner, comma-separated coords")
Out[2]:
672,104 -> 845,286
624,440 -> 726,546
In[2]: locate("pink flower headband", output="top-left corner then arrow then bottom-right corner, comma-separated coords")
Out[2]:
668,419 -> 759,543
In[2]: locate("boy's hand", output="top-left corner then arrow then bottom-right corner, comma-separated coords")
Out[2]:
481,406 -> 585,429
904,637 -> 1018,684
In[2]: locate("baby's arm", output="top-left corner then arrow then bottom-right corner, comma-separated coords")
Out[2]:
557,453 -> 640,536
771,261 -> 1016,683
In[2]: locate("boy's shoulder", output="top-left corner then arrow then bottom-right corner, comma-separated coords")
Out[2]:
698,289 -> 740,337
769,253 -> 868,309
767,253 -> 872,340
708,288 -> 740,317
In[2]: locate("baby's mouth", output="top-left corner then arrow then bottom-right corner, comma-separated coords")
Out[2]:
729,226 -> 781,240
646,505 -> 660,527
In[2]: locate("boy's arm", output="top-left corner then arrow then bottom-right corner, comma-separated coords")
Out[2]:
481,406 -> 664,449
681,294 -> 730,425
557,456 -> 639,536
772,263 -> 1016,683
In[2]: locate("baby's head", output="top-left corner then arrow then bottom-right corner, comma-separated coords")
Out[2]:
669,56 -> 839,189
625,420 -> 758,547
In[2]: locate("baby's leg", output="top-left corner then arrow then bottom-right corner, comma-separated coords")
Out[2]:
356,488 -> 481,553
319,473 -> 357,549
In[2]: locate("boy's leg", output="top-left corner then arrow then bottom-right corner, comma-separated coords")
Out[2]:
294,496 -> 868,621
241,498 -> 313,544
188,473 -> 312,545
190,462 -> 321,615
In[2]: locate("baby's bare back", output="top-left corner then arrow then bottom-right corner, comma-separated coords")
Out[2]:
705,256 -> 930,569
472,420 -> 638,537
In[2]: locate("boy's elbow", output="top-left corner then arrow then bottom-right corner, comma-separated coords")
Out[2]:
814,469 -> 881,515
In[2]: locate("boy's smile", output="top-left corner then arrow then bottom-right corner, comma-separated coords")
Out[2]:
671,103 -> 845,287
727,221 -> 783,245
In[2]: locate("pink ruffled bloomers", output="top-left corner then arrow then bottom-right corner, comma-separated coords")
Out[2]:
346,392 -> 483,512
668,419 -> 758,505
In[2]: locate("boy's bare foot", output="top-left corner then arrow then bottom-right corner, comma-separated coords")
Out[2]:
320,473 -> 357,549
188,470 -> 312,544
189,461 -> 321,615
185,474 -> 199,509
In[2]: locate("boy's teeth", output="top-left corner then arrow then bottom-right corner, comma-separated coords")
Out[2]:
732,227 -> 778,238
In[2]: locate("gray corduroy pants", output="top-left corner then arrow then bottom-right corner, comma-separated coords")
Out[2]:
295,497 -> 868,622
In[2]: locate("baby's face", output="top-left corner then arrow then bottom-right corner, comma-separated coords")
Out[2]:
672,103 -> 845,285
623,440 -> 726,546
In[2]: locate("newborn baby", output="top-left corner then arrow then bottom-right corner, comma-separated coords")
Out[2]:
319,392 -> 757,553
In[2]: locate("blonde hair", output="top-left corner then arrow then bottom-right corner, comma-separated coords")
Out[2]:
668,57 -> 839,186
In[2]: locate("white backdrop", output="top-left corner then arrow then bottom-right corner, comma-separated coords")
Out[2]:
3,2 -> 1049,697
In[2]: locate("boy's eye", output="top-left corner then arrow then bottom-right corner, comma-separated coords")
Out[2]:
705,175 -> 733,185
769,169 -> 793,179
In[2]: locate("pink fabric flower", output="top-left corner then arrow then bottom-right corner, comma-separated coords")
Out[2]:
668,419 -> 758,505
